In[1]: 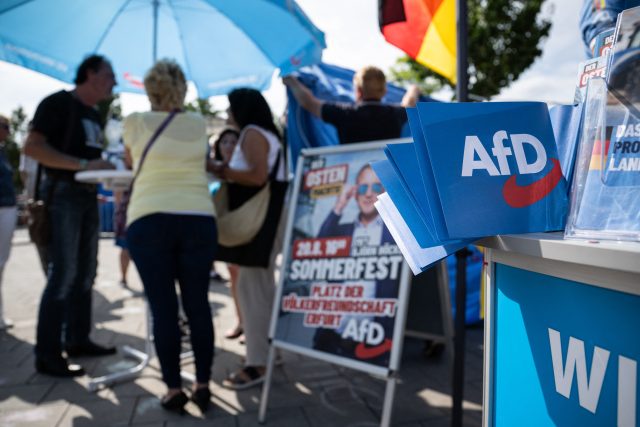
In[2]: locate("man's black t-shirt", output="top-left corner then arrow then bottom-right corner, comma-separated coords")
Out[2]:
321,101 -> 407,144
31,90 -> 104,180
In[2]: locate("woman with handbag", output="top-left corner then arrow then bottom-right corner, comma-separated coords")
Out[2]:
211,88 -> 287,390
123,59 -> 217,414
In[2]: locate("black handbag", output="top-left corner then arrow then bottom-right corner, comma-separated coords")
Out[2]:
26,185 -> 52,246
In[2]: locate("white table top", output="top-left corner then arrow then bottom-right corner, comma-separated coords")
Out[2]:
75,169 -> 133,191
478,232 -> 640,275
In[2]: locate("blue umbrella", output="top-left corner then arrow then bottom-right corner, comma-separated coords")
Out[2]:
0,0 -> 325,97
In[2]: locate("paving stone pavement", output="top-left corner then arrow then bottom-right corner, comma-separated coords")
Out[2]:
0,228 -> 484,426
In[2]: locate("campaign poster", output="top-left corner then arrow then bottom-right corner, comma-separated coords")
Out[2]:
272,144 -> 408,370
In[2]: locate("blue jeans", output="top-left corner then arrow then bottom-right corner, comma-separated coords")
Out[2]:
127,213 -> 217,388
35,180 -> 99,359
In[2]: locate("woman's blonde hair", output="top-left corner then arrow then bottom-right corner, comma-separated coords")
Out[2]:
144,59 -> 187,111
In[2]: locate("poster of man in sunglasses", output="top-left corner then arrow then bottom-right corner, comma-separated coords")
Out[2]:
316,164 -> 389,253
276,145 -> 405,369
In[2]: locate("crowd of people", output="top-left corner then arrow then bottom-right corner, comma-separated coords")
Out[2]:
0,52 -> 419,414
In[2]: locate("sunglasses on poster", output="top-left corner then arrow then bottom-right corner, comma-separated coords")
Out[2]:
356,183 -> 383,195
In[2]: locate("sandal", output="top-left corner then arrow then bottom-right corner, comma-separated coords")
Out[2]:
222,366 -> 265,390
224,326 -> 243,340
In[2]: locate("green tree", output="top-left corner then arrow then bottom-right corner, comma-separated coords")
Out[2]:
3,106 -> 28,192
389,0 -> 552,99
184,98 -> 219,118
10,106 -> 28,139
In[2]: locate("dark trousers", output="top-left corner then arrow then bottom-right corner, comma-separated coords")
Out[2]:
35,180 -> 99,359
127,213 -> 217,388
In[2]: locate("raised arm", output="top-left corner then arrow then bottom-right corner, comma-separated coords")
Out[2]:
283,75 -> 323,118
401,84 -> 421,108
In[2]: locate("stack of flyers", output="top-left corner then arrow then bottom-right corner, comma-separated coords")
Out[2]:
566,78 -> 640,242
373,102 -> 569,274
608,5 -> 640,107
574,56 -> 609,104
592,28 -> 615,58
548,102 -> 584,189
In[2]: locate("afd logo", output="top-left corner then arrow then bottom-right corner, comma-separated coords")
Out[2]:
342,319 -> 392,359
461,131 -> 563,207
548,328 -> 637,426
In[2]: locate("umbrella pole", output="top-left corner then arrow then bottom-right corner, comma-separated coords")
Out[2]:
152,0 -> 159,62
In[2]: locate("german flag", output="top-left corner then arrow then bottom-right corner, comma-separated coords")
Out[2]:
379,0 -> 457,83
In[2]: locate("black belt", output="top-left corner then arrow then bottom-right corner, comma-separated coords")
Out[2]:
46,178 -> 98,191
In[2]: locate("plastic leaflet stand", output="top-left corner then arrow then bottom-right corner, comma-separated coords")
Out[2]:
565,77 -> 640,242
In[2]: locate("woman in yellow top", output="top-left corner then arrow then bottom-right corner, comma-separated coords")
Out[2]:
123,59 -> 215,414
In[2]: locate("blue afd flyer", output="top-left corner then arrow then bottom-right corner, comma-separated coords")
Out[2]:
273,145 -> 407,370
415,102 -> 568,239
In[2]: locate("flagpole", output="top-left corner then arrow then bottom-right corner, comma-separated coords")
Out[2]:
452,1 -> 468,427
456,0 -> 468,102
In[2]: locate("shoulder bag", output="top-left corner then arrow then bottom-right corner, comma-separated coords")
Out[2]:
215,149 -> 288,267
213,150 -> 281,247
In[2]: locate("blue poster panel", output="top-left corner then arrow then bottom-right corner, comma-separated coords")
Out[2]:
274,146 -> 405,369
492,264 -> 639,426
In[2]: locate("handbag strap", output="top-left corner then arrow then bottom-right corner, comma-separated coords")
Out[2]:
130,109 -> 179,190
268,147 -> 282,182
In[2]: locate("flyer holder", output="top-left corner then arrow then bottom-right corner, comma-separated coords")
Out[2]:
565,77 -> 640,242
87,300 -> 196,391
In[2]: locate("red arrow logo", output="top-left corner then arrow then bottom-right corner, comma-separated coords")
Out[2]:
502,158 -> 563,208
355,339 -> 392,359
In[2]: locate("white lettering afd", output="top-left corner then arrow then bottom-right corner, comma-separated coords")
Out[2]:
342,319 -> 384,345
461,131 -> 547,177
548,328 -> 637,426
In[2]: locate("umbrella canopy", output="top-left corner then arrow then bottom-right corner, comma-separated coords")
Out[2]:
0,0 -> 325,97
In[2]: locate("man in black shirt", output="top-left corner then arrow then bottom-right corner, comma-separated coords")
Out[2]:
24,55 -> 117,377
283,66 -> 420,144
